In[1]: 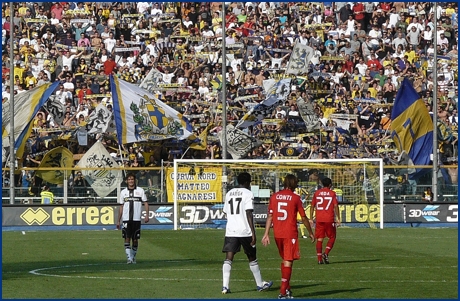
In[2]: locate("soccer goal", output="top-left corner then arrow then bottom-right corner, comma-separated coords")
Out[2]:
171,159 -> 384,230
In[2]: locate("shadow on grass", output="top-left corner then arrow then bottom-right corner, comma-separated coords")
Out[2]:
301,287 -> 371,298
235,283 -> 323,294
329,258 -> 381,264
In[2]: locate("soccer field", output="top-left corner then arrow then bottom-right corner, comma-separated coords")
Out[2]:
2,227 -> 457,299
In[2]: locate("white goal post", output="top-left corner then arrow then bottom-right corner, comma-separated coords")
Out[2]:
172,159 -> 384,230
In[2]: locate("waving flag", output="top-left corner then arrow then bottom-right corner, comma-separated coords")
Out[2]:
286,42 -> 314,75
336,127 -> 356,147
76,141 -> 122,198
139,67 -> 165,93
190,124 -> 213,151
297,97 -> 320,132
237,78 -> 291,128
219,124 -> 262,159
390,78 -> 433,179
36,146 -> 74,184
87,103 -> 113,134
2,81 -> 59,157
110,76 -> 193,145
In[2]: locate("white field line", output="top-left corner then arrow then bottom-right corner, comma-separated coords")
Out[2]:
27,263 -> 458,283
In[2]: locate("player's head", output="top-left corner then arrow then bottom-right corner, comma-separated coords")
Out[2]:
321,177 -> 332,188
283,174 -> 298,191
237,172 -> 251,186
125,172 -> 137,184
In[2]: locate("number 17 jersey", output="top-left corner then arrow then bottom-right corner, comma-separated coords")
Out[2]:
223,188 -> 254,237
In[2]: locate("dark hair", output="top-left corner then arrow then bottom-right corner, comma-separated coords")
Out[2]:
321,177 -> 332,188
283,174 -> 298,191
125,172 -> 137,180
237,172 -> 251,185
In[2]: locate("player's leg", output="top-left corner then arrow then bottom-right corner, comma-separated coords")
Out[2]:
121,222 -> 132,263
221,237 -> 239,294
323,222 -> 337,264
131,222 -> 141,263
315,222 -> 326,264
275,238 -> 298,298
242,237 -> 272,291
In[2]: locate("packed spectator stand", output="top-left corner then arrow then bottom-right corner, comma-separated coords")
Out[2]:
1,2 -> 458,202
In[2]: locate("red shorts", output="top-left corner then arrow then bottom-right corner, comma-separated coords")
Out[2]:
274,238 -> 301,261
314,222 -> 337,239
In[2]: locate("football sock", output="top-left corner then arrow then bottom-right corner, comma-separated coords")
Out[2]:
124,243 -> 131,259
316,241 -> 323,261
249,259 -> 263,287
132,244 -> 138,259
280,263 -> 292,295
223,259 -> 232,288
325,237 -> 335,255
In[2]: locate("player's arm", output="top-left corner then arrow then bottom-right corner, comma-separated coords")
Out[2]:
246,209 -> 256,246
334,203 -> 341,226
309,200 -> 316,225
300,215 -> 315,243
261,214 -> 273,246
116,203 -> 123,229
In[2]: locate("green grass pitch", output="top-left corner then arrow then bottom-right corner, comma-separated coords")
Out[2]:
2,227 -> 458,299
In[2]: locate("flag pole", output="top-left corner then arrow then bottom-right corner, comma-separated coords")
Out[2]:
432,3 -> 438,202
221,2 -> 227,160
221,2 -> 228,200
9,1 -> 15,204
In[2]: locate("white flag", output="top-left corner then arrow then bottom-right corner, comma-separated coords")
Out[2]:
76,141 -> 122,198
286,43 -> 314,75
219,125 -> 262,159
86,103 -> 113,134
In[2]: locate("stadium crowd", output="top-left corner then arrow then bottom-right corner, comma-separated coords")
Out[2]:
1,2 -> 458,195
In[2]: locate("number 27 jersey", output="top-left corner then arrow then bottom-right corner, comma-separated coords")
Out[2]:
223,188 -> 254,237
311,188 -> 338,222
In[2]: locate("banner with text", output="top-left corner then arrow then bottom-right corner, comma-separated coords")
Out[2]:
166,166 -> 223,203
1,204 -> 175,227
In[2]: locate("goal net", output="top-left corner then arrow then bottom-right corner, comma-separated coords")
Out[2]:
170,159 -> 384,230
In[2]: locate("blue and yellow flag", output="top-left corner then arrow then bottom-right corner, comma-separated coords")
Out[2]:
37,146 -> 74,184
2,81 -> 60,158
110,76 -> 193,145
390,78 -> 433,179
190,124 -> 212,151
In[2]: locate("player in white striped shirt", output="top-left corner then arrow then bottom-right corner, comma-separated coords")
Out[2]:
117,172 -> 149,264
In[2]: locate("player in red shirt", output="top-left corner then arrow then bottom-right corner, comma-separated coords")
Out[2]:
262,174 -> 315,299
309,177 -> 341,264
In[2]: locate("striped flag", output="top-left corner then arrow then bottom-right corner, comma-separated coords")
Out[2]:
390,78 -> 433,179
2,81 -> 60,158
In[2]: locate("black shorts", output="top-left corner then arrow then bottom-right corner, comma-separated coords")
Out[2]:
222,236 -> 256,258
121,221 -> 141,240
